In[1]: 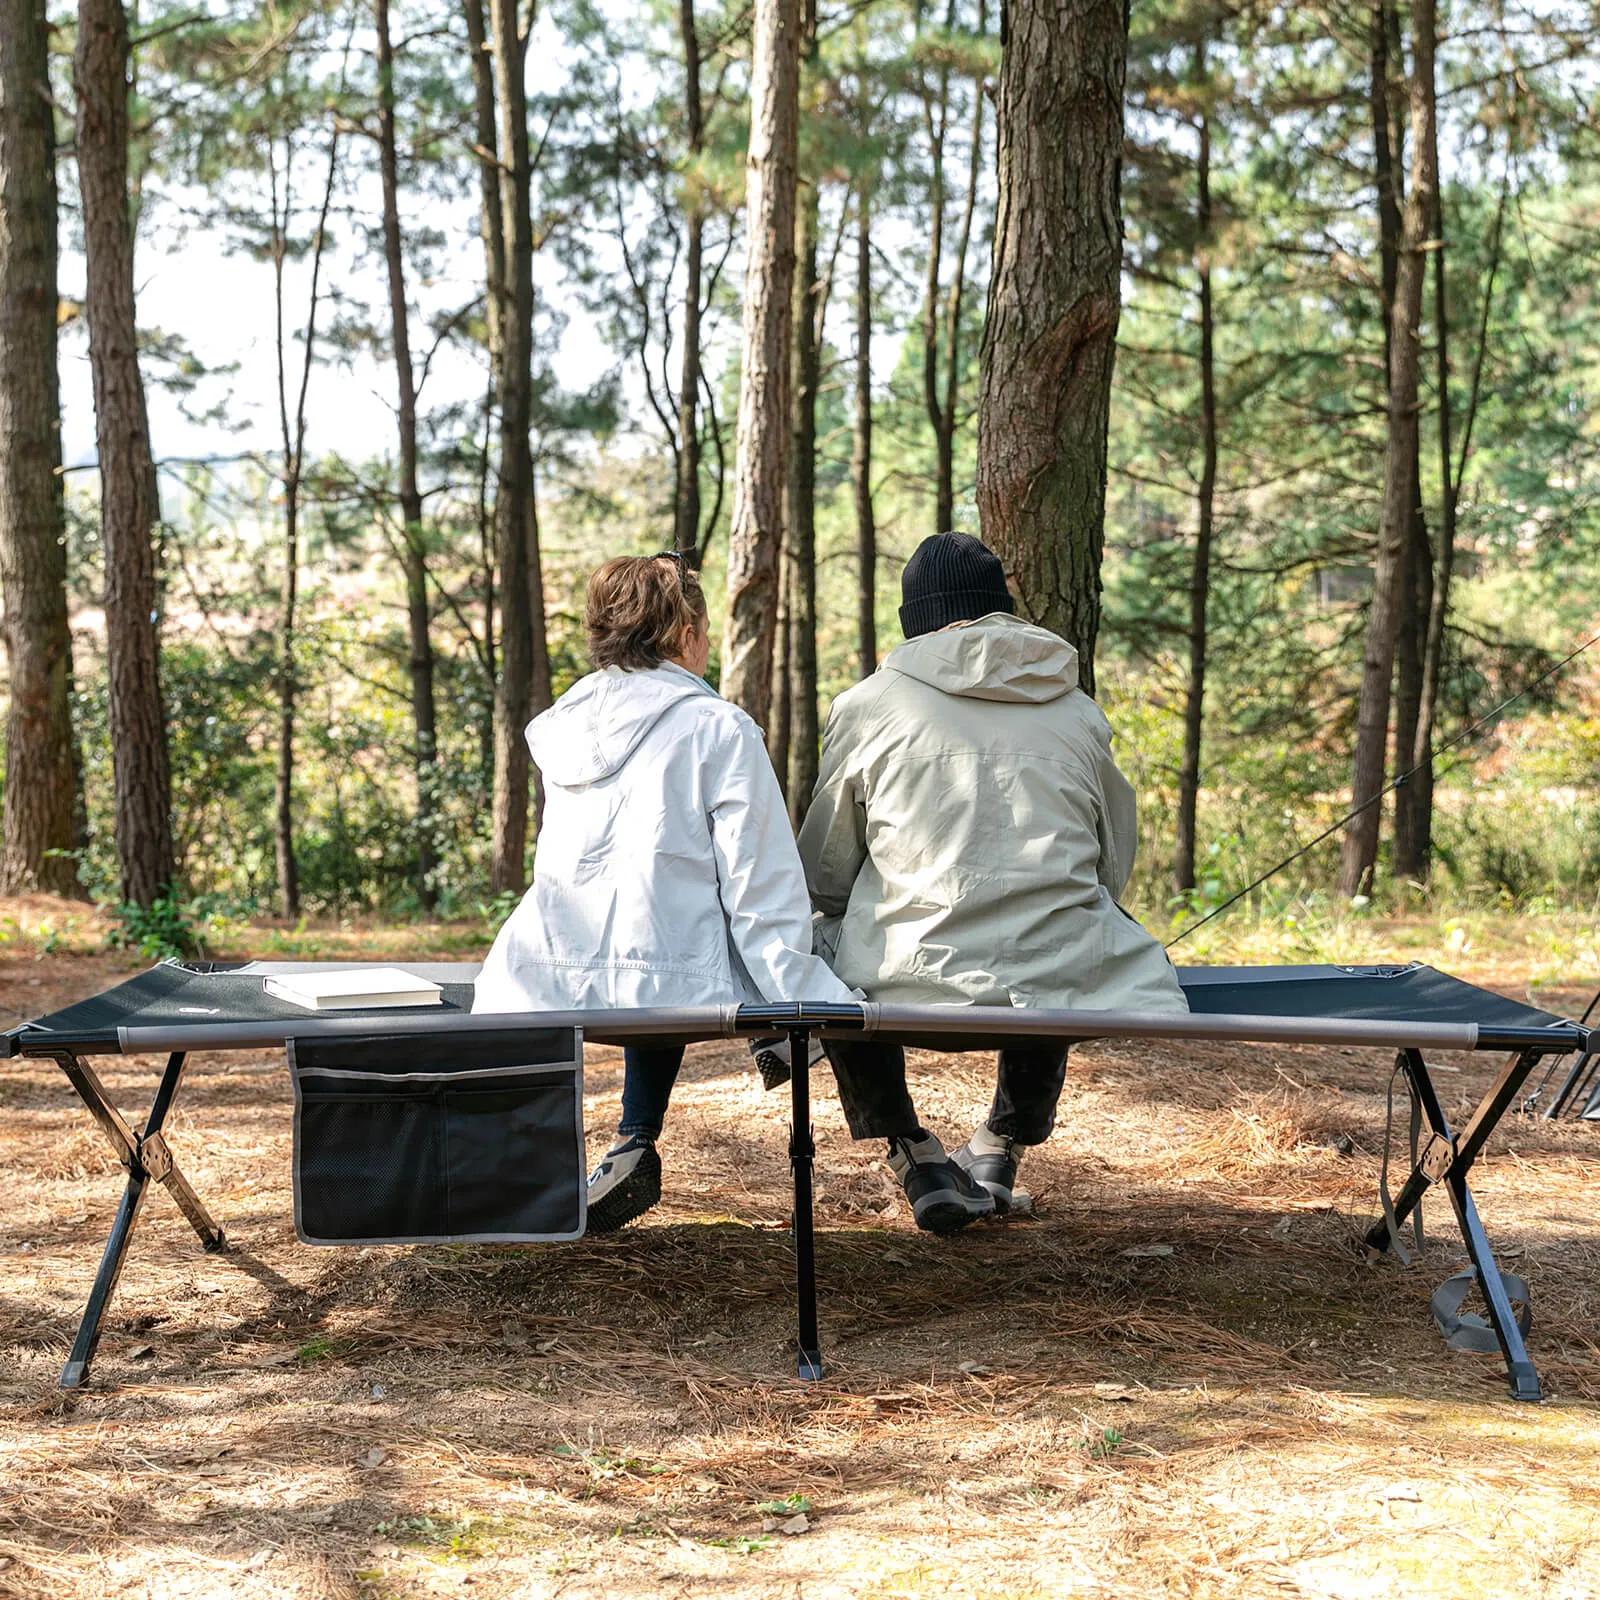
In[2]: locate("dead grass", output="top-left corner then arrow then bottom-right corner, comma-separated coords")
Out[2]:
2,911 -> 1600,1597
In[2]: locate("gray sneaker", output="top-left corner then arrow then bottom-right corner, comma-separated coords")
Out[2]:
951,1133 -> 1022,1214
887,1135 -> 996,1234
586,1135 -> 662,1233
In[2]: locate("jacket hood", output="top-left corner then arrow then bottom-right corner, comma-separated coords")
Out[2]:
886,613 -> 1080,703
527,663 -> 716,786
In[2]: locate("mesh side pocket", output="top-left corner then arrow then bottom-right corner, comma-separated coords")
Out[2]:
290,1027 -> 584,1244
297,1092 -> 446,1242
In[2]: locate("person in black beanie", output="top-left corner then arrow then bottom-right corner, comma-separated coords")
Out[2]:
797,532 -> 1186,1234
895,528 -> 1015,636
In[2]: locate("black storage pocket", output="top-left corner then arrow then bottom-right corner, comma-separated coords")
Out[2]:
290,1026 -> 584,1244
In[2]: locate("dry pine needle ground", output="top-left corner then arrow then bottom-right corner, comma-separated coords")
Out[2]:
1,917 -> 1600,1598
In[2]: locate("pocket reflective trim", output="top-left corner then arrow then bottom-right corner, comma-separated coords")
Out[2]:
294,1062 -> 571,1086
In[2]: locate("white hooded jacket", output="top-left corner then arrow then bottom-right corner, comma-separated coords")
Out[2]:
473,662 -> 854,1014
796,613 -> 1188,1014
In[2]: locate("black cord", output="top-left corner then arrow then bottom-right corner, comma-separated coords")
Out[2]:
1165,627 -> 1600,950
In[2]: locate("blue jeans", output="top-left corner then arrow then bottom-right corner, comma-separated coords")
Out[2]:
616,1044 -> 686,1139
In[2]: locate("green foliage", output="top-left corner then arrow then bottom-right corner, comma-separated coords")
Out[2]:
108,896 -> 198,961
23,0 -> 1600,928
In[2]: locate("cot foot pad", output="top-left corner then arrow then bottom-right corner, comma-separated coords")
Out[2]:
1508,1362 -> 1543,1403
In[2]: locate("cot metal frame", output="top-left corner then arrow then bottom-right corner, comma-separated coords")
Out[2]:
10,990 -> 1588,1400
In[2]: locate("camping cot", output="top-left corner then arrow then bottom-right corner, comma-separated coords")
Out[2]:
7,958 -> 1591,1402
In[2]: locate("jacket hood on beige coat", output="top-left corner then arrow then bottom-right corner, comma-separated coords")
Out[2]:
796,613 -> 1188,1014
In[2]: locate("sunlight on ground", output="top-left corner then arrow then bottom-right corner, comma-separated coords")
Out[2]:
2,908 -> 1600,1596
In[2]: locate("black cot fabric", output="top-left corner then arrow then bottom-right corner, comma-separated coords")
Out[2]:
289,1026 -> 584,1245
11,958 -> 1579,1053
1175,963 -> 1572,1034
15,960 -> 477,1048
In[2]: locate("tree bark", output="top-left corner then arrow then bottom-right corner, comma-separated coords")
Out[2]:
1411,176 -> 1506,872
674,0 -> 704,562
935,49 -> 985,536
376,0 -> 438,911
768,533 -> 791,794
75,0 -> 174,907
1338,0 -> 1437,896
462,0 -> 502,791
1173,39 -> 1215,897
0,0 -> 80,896
918,0 -> 952,534
721,0 -> 800,727
976,0 -> 1128,694
487,0 -> 536,893
462,0 -> 504,367
268,121 -> 340,921
852,174 -> 877,679
786,172 -> 820,827
1365,0 -> 1432,881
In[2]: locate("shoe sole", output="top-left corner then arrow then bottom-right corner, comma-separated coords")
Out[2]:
951,1151 -> 1018,1216
910,1186 -> 995,1235
752,1048 -> 791,1092
585,1145 -> 663,1234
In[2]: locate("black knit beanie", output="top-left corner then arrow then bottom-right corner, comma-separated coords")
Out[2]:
899,532 -> 1015,639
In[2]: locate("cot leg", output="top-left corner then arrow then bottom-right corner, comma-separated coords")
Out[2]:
1364,1049 -> 1542,1402
788,1026 -> 823,1382
60,1166 -> 150,1389
1543,1052 -> 1597,1120
52,1051 -> 226,1390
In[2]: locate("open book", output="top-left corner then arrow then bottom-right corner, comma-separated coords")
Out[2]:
263,967 -> 444,1012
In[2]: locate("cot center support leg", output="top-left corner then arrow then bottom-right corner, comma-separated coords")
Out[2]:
787,1026 -> 823,1382
49,1050 -> 227,1390
1363,1047 -> 1543,1402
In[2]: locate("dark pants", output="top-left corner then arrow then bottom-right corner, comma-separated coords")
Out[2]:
824,1038 -> 1069,1145
616,1044 -> 686,1139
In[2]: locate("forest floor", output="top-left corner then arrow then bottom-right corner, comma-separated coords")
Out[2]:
3,900 -> 1600,1598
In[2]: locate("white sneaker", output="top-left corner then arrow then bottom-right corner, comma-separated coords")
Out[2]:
585,1135 -> 662,1233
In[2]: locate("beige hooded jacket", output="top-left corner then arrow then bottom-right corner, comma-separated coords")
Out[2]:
796,613 -> 1188,1014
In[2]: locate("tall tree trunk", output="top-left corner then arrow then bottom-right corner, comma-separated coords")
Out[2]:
487,0 -> 535,893
269,120 -> 340,922
918,0 -> 952,534
852,174 -> 877,679
935,38 -> 985,535
1391,488 -> 1432,876
976,0 -> 1127,694
275,492 -> 300,919
376,0 -> 438,912
463,0 -> 502,790
0,0 -> 80,896
1338,0 -> 1437,896
526,472 -> 551,835
721,0 -> 801,727
1173,39 -> 1215,897
1412,176 -> 1506,872
462,0 -> 504,370
769,537 -> 791,794
787,172 -> 820,827
674,0 -> 704,562
1372,0 -> 1433,881
76,0 -> 174,908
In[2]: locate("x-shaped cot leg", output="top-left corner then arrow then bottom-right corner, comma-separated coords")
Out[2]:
49,1051 -> 226,1389
1364,1047 -> 1542,1402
